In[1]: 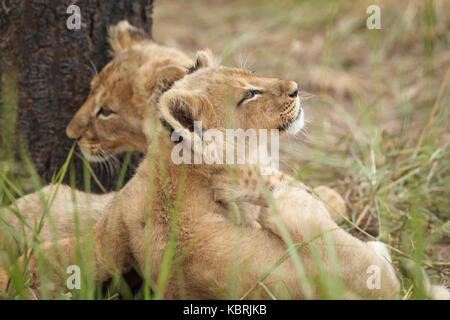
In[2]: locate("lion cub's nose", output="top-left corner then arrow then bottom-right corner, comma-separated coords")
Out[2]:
66,123 -> 80,140
66,110 -> 89,139
287,81 -> 299,98
66,117 -> 85,140
289,89 -> 299,98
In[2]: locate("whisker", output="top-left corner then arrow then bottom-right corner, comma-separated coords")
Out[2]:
108,154 -> 118,177
89,58 -> 99,76
237,52 -> 254,71
74,150 -> 84,161
102,151 -> 112,178
98,156 -> 106,177
106,152 -> 120,178
298,130 -> 311,144
111,155 -> 121,176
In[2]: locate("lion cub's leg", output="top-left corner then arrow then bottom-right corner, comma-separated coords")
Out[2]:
0,209 -> 132,294
258,185 -> 400,299
211,166 -> 347,224
313,186 -> 348,223
0,184 -> 112,254
211,165 -> 302,227
211,166 -> 399,298
211,165 -> 305,206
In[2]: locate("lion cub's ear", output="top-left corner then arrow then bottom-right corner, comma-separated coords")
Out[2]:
108,20 -> 151,56
150,64 -> 187,94
187,49 -> 220,74
159,89 -> 217,137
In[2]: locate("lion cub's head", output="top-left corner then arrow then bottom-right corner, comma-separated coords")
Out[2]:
159,50 -> 304,166
66,21 -> 192,162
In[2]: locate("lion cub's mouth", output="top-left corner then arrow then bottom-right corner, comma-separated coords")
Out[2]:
279,98 -> 304,135
79,146 -> 111,163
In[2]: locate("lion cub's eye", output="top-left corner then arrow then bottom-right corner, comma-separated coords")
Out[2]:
237,89 -> 262,106
96,107 -> 115,118
245,89 -> 262,100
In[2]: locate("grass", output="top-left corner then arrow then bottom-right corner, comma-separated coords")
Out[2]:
0,0 -> 449,299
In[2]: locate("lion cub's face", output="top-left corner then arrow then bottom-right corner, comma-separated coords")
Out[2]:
160,63 -> 304,142
66,21 -> 191,162
211,69 -> 303,134
66,58 -> 148,162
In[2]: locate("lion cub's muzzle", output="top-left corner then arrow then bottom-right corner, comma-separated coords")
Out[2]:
279,84 -> 304,135
77,140 -> 112,163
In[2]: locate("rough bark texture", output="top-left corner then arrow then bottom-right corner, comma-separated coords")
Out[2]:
0,0 -> 153,192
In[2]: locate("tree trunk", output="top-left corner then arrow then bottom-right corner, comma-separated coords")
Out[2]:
0,0 -> 153,193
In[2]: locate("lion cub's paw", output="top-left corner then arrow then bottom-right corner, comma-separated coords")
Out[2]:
211,173 -> 237,203
427,285 -> 450,300
211,166 -> 270,207
211,166 -> 301,207
367,241 -> 392,264
313,186 -> 348,224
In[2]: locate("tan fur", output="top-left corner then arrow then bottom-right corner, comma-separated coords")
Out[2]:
66,21 -> 192,158
0,186 -> 113,254
0,22 -> 192,260
211,167 -> 348,226
1,55 -> 402,299
313,186 -> 347,224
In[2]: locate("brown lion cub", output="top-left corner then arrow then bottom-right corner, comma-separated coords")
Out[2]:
66,20 -> 192,158
0,21 -> 193,253
1,51 -> 401,299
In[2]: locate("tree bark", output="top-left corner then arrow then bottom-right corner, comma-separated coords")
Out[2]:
0,0 -> 153,193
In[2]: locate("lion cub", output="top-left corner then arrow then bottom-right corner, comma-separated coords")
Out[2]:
0,21 -> 193,254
